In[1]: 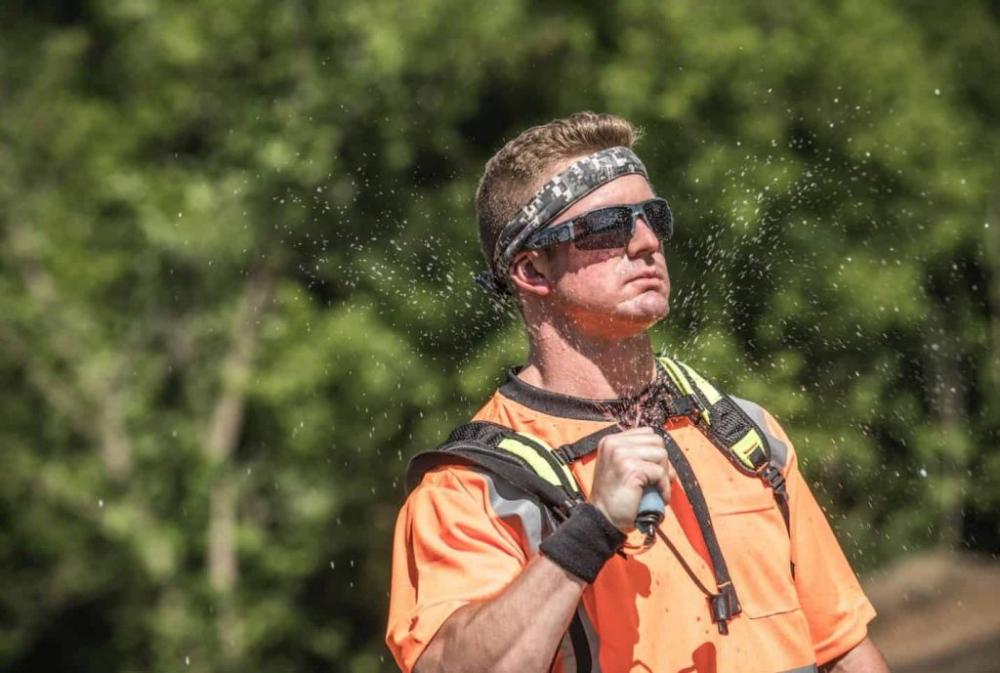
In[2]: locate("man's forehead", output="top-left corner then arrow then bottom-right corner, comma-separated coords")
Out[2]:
552,174 -> 655,224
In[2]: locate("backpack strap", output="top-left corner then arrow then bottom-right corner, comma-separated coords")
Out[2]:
406,421 -> 584,518
554,422 -> 743,635
552,425 -> 619,464
656,355 -> 791,533
553,424 -> 745,634
655,427 -> 742,633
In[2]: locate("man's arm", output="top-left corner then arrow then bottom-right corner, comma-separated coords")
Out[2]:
414,554 -> 585,673
412,427 -> 674,673
820,637 -> 891,673
757,409 -> 886,671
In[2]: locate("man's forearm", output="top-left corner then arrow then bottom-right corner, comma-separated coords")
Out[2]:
413,554 -> 587,673
820,637 -> 891,673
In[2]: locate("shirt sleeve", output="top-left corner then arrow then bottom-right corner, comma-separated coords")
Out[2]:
385,466 -> 530,673
762,412 -> 878,666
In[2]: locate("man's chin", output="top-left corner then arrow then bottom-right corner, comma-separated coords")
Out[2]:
601,297 -> 668,337
559,291 -> 670,338
622,292 -> 669,324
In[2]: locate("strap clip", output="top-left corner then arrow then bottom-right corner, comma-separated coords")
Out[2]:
760,464 -> 787,494
709,583 -> 741,635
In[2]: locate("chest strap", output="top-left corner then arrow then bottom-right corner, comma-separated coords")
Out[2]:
656,427 -> 741,633
554,424 -> 743,634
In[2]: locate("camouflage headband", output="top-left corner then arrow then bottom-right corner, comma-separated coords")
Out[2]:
479,146 -> 648,295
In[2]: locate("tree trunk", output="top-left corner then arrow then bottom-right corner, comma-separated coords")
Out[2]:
204,265 -> 275,665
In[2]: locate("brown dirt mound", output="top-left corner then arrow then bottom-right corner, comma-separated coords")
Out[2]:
863,551 -> 1000,673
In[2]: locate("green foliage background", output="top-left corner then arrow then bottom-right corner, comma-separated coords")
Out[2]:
1,1 -> 997,671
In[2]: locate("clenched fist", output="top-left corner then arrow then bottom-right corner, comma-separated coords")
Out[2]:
589,427 -> 676,533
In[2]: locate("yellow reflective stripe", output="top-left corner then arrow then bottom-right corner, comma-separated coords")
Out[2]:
658,356 -> 694,395
514,431 -> 580,491
497,438 -> 560,485
497,436 -> 579,493
730,432 -> 763,471
555,460 -> 580,493
658,355 -> 712,424
659,354 -> 776,475
678,361 -> 722,406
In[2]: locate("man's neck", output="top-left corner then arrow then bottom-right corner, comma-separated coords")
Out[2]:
517,322 -> 657,400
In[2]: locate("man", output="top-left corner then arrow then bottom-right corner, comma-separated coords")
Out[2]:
386,112 -> 890,673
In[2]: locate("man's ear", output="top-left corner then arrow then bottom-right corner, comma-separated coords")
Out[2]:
509,250 -> 552,298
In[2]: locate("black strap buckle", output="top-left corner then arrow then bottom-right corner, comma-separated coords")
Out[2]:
709,583 -> 741,635
761,464 -> 787,494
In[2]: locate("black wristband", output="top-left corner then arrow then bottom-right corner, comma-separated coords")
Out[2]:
539,503 -> 626,583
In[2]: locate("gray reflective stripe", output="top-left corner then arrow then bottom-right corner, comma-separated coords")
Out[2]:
554,606 -> 602,673
481,473 -> 545,554
554,629 -> 576,673
479,476 -> 601,672
732,396 -> 789,470
777,665 -> 817,673
575,606 -> 602,672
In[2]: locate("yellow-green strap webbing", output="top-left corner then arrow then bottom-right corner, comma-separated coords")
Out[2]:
497,434 -> 581,495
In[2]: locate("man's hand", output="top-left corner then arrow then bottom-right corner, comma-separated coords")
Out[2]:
589,426 -> 675,533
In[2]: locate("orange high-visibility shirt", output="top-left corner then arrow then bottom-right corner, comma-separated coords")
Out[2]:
387,370 -> 876,672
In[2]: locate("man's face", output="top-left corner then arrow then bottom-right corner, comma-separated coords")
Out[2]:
529,172 -> 671,339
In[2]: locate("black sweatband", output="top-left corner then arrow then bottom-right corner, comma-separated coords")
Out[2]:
539,503 -> 626,583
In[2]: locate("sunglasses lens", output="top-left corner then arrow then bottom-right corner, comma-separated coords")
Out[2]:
572,208 -> 633,250
562,199 -> 672,251
642,199 -> 673,240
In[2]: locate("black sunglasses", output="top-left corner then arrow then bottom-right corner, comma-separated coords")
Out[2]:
521,198 -> 673,252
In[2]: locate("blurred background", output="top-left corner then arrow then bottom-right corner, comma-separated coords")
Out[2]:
1,1 -> 998,672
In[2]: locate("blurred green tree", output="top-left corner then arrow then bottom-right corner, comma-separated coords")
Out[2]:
0,0 -> 996,671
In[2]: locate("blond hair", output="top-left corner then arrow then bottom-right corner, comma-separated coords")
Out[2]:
475,112 -> 641,266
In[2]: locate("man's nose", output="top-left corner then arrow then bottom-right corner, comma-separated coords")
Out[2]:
626,216 -> 661,257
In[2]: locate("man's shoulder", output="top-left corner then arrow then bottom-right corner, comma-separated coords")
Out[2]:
469,388 -> 509,423
403,463 -> 500,514
404,401 -> 530,502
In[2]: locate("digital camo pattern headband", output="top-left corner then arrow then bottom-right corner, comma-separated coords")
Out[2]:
478,146 -> 649,295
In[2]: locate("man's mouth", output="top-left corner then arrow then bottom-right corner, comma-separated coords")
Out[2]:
626,271 -> 664,284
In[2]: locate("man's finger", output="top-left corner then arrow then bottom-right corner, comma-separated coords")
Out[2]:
631,462 -> 666,488
657,464 -> 676,500
613,445 -> 668,465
